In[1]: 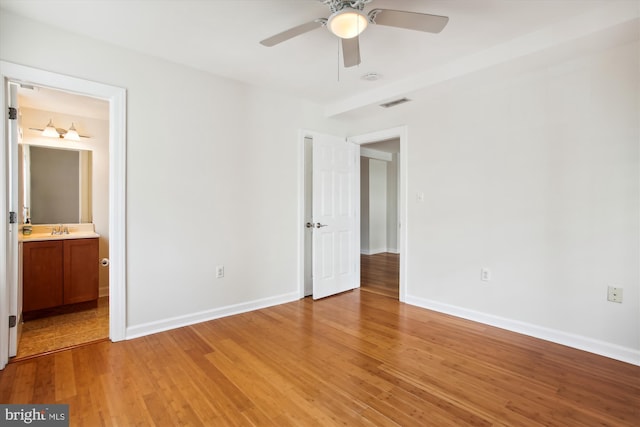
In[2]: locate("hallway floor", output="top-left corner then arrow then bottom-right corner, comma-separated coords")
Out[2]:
14,296 -> 109,361
360,252 -> 399,299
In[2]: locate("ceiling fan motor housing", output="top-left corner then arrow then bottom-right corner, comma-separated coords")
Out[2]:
321,0 -> 373,14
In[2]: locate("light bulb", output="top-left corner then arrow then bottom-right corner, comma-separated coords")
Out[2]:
42,119 -> 59,138
64,123 -> 80,141
328,9 -> 368,39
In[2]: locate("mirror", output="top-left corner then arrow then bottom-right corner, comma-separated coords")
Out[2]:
20,144 -> 92,224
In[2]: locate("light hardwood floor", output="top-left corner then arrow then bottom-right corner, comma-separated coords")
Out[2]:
361,253 -> 399,299
1,291 -> 639,424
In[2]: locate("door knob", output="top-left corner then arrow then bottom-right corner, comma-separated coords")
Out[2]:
315,223 -> 328,228
305,222 -> 314,229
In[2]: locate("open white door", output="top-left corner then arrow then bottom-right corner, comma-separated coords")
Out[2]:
311,133 -> 359,300
7,82 -> 20,357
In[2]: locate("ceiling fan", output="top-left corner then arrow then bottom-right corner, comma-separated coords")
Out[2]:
260,0 -> 449,67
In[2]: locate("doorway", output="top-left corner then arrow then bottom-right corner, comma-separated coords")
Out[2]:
359,138 -> 401,299
14,85 -> 110,359
0,61 -> 127,370
298,126 -> 408,302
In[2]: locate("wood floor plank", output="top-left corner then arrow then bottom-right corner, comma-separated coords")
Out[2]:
2,272 -> 639,426
28,356 -> 54,404
53,351 -> 76,402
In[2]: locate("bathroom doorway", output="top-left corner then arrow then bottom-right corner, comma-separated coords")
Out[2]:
1,61 -> 127,369
14,85 -> 111,359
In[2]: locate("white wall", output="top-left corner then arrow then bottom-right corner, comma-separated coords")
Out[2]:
0,11 -> 347,334
369,159 -> 387,253
360,155 -> 399,255
360,157 -> 370,252
346,40 -> 640,362
386,153 -> 399,253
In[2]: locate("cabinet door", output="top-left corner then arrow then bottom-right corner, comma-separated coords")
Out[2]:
23,241 -> 63,311
63,238 -> 99,304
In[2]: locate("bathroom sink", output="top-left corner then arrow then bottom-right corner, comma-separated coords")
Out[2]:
19,224 -> 100,242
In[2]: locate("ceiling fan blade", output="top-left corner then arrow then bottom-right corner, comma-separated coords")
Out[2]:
260,19 -> 326,47
369,9 -> 449,33
342,36 -> 361,68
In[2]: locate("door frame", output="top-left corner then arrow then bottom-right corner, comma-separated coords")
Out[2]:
297,126 -> 408,302
0,62 -> 127,369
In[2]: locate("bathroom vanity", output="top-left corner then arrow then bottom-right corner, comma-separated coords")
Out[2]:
20,225 -> 100,313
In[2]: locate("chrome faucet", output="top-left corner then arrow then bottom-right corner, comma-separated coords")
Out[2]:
51,224 -> 68,235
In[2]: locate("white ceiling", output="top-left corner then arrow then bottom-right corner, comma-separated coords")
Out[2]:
2,0 -> 638,117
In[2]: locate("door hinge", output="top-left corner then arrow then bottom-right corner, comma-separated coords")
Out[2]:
9,211 -> 17,224
9,315 -> 16,328
8,107 -> 17,120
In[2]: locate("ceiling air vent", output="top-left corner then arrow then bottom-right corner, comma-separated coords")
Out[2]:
380,97 -> 411,108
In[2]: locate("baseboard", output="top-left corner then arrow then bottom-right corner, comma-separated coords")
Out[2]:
361,248 -> 398,255
125,291 -> 300,340
405,295 -> 640,366
99,286 -> 109,298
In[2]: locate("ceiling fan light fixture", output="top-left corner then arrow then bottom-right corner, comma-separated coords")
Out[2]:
42,119 -> 59,138
328,9 -> 368,39
64,122 -> 80,141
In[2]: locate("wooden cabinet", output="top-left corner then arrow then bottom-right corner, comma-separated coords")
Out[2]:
23,238 -> 99,312
22,240 -> 64,311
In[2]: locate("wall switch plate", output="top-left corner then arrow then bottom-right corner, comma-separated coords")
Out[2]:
481,268 -> 491,282
216,265 -> 224,279
607,286 -> 622,303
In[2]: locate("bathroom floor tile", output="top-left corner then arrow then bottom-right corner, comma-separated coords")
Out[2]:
14,296 -> 109,360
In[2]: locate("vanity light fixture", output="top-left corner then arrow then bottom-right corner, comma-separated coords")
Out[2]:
64,123 -> 80,141
41,119 -> 59,138
36,120 -> 88,140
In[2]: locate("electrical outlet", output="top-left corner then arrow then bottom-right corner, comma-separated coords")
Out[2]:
216,265 -> 224,279
607,286 -> 622,303
481,268 -> 491,282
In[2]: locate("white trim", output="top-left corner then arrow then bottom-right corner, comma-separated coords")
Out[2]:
107,85 -> 127,342
0,74 -> 9,369
361,248 -> 399,255
405,295 -> 640,366
297,130 -> 307,298
360,147 -> 392,162
126,292 -> 299,340
349,126 -> 408,302
0,62 -> 126,369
